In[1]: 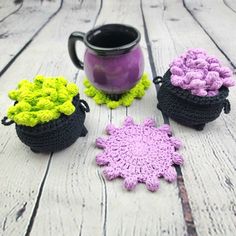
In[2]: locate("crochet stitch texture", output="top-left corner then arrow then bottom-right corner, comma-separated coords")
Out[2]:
83,73 -> 150,109
170,48 -> 235,96
7,75 -> 79,127
156,69 -> 230,130
96,117 -> 184,192
14,96 -> 89,153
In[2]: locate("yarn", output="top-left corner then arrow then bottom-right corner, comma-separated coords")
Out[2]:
14,97 -> 89,153
155,69 -> 230,130
170,48 -> 235,96
7,75 -> 79,127
96,117 -> 184,192
84,73 -> 150,109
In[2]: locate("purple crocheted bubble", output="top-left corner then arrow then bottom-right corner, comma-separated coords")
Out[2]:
95,117 -> 184,192
170,48 -> 235,96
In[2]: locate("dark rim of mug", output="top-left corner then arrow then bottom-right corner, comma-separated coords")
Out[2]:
84,24 -> 141,56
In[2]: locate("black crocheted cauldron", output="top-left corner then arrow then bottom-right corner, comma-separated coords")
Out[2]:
1,95 -> 90,153
153,69 -> 231,130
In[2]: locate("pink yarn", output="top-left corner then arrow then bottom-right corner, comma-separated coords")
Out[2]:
95,117 -> 184,192
170,48 -> 235,96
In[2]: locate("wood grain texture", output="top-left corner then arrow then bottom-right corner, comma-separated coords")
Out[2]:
0,0 -> 23,23
0,102 -> 51,236
0,0 -> 62,76
0,1 -> 64,233
0,0 -> 64,234
94,0 -> 186,235
184,0 -> 236,67
19,0 -> 109,235
223,0 -> 236,12
142,0 -> 236,235
0,0 -> 236,235
0,1 -> 74,235
26,0 -> 187,235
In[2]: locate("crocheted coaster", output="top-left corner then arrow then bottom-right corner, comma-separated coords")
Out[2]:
83,73 -> 150,109
95,117 -> 184,192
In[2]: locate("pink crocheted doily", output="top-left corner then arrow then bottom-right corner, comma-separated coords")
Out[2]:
96,117 -> 184,192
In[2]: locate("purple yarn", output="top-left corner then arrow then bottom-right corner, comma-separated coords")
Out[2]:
96,117 -> 184,192
170,49 -> 235,96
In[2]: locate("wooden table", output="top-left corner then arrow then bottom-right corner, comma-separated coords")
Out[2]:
0,0 -> 236,235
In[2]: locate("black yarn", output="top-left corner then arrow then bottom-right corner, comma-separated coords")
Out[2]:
154,69 -> 231,130
2,95 -> 89,153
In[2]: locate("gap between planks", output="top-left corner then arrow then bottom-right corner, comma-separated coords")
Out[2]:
142,0 -> 236,235
22,1 -> 103,235
25,1 -> 184,234
183,0 -> 236,69
0,0 -> 23,23
140,1 -> 197,235
0,0 -> 63,77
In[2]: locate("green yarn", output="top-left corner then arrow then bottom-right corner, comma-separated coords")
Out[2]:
83,73 -> 150,109
7,75 -> 79,127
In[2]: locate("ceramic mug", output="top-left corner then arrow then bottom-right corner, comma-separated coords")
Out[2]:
68,24 -> 144,94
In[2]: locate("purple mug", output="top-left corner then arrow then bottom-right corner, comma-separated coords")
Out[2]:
68,24 -> 144,95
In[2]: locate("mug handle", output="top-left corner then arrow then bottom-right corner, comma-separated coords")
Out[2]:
68,32 -> 85,70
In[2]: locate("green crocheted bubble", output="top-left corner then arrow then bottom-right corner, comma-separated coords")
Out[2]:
7,75 -> 79,127
83,73 -> 150,109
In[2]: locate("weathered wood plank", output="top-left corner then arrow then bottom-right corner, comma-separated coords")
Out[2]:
183,0 -> 236,138
15,0 -> 108,235
0,103 -> 51,236
0,0 -> 96,235
142,0 -> 236,235
1,0 -> 235,235
183,0 -> 236,159
223,0 -> 236,12
0,3 -> 58,229
84,0 -> 186,235
29,0 -> 186,235
184,0 -> 236,67
0,0 -> 62,76
0,0 -> 23,23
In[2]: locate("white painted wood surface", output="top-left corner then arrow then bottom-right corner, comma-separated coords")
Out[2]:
0,0 -> 235,236
0,0 -> 23,23
28,0 -> 186,235
142,0 -> 236,235
224,0 -> 236,12
0,0 -> 61,74
184,0 -> 236,66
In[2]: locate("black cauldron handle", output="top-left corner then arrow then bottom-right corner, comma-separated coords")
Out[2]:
153,76 -> 163,98
1,117 -> 14,126
223,99 -> 231,114
79,99 -> 90,113
153,76 -> 163,85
